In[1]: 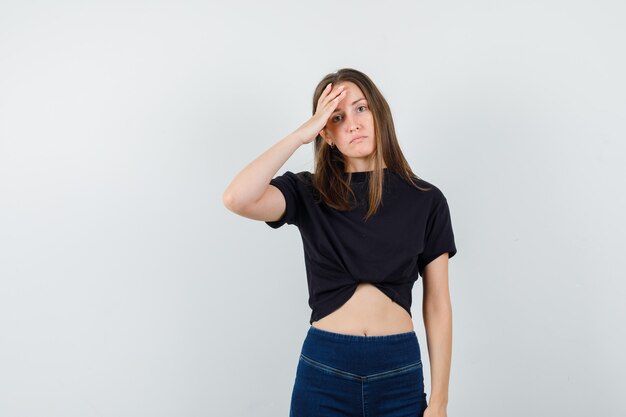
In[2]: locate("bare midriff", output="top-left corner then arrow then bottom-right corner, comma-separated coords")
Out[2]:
310,282 -> 415,336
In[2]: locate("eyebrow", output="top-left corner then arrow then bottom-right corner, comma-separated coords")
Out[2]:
332,97 -> 366,114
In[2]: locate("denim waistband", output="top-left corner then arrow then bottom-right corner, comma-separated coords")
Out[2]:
307,325 -> 417,342
300,326 -> 422,376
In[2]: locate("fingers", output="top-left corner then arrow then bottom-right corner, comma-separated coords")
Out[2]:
318,83 -> 345,107
328,89 -> 346,110
334,89 -> 347,100
317,84 -> 346,113
317,83 -> 334,107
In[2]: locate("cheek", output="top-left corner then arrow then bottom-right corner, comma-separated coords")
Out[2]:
358,119 -> 372,133
325,120 -> 339,132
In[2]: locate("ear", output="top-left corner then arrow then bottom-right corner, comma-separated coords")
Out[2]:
320,129 -> 331,146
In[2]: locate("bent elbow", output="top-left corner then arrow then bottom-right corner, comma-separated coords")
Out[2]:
222,191 -> 240,212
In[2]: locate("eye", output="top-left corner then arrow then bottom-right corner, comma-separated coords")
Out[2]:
332,105 -> 367,123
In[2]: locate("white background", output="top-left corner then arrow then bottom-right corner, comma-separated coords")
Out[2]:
1,1 -> 624,416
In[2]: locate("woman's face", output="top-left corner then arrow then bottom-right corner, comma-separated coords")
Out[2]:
321,81 -> 376,170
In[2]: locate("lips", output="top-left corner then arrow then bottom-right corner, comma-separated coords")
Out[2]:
351,135 -> 367,143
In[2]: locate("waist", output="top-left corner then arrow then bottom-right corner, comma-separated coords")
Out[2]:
300,325 -> 422,376
311,282 -> 414,336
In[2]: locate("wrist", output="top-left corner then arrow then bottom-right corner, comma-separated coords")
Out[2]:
286,129 -> 307,146
284,130 -> 302,146
428,396 -> 448,409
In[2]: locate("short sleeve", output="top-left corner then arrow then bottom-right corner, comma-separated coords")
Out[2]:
265,171 -> 301,229
417,190 -> 457,277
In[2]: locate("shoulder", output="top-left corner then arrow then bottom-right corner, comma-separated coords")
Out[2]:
272,170 -> 312,184
294,170 -> 313,181
279,170 -> 312,179
269,171 -> 314,200
287,170 -> 313,189
391,172 -> 445,199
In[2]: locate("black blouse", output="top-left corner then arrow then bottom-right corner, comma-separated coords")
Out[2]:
265,167 -> 457,325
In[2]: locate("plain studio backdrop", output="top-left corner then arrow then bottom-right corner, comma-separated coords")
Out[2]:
1,1 -> 624,416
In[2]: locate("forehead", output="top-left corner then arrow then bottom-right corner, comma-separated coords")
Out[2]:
332,82 -> 367,112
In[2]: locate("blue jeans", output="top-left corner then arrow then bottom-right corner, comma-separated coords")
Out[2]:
290,325 -> 428,417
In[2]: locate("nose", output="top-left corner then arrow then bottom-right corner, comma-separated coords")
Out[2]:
346,115 -> 360,132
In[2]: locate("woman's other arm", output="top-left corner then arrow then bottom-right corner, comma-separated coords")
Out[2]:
422,253 -> 452,417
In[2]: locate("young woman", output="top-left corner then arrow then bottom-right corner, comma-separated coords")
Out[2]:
223,68 -> 457,417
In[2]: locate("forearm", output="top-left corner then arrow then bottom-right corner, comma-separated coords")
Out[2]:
222,130 -> 305,210
422,298 -> 452,408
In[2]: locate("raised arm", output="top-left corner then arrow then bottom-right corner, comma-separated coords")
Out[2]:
222,82 -> 347,222
222,131 -> 304,222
